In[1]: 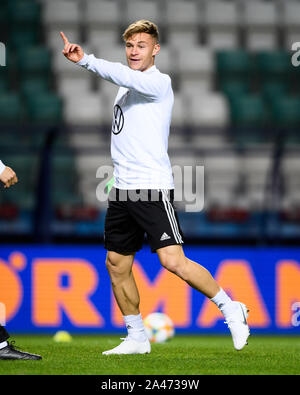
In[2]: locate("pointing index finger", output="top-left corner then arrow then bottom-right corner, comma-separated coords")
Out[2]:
60,31 -> 69,44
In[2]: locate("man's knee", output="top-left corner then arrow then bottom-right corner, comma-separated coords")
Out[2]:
105,251 -> 134,278
105,251 -> 120,269
159,248 -> 188,280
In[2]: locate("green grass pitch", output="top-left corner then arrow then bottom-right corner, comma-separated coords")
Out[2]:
0,334 -> 299,375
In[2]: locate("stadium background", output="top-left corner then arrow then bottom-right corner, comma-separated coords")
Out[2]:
0,0 -> 300,335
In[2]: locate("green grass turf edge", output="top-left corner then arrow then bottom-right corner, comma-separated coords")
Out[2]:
0,335 -> 299,375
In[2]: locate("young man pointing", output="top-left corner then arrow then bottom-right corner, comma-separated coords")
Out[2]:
60,20 -> 250,355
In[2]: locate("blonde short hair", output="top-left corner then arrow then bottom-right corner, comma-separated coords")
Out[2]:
122,20 -> 159,43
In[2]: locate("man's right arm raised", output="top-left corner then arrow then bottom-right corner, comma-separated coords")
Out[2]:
60,32 -> 169,101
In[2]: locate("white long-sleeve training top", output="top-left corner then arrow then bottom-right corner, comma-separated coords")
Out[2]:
77,53 -> 174,190
0,160 -> 5,175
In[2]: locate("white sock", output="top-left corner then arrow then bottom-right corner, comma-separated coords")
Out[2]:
0,341 -> 8,350
123,313 -> 148,342
210,288 -> 237,319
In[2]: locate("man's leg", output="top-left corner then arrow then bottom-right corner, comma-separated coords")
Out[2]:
156,245 -> 250,351
0,325 -> 9,349
102,251 -> 150,355
157,245 -> 220,297
105,251 -> 140,315
0,325 -> 42,360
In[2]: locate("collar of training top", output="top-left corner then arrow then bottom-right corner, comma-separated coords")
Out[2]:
143,65 -> 157,73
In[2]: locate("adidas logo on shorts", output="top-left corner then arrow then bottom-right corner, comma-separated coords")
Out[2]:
160,232 -> 171,241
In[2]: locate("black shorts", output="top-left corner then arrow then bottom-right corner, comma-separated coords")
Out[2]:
104,188 -> 184,254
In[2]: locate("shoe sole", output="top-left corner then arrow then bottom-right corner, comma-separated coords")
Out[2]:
102,345 -> 151,355
102,350 -> 150,355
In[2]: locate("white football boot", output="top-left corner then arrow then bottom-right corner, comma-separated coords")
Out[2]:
225,302 -> 250,351
102,337 -> 151,355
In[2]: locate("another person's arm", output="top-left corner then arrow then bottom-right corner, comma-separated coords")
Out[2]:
0,160 -> 18,188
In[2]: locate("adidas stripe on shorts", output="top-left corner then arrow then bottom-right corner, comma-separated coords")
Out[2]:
104,188 -> 184,254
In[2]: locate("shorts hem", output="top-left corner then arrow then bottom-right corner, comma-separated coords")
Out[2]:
104,243 -> 143,254
150,240 -> 184,254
